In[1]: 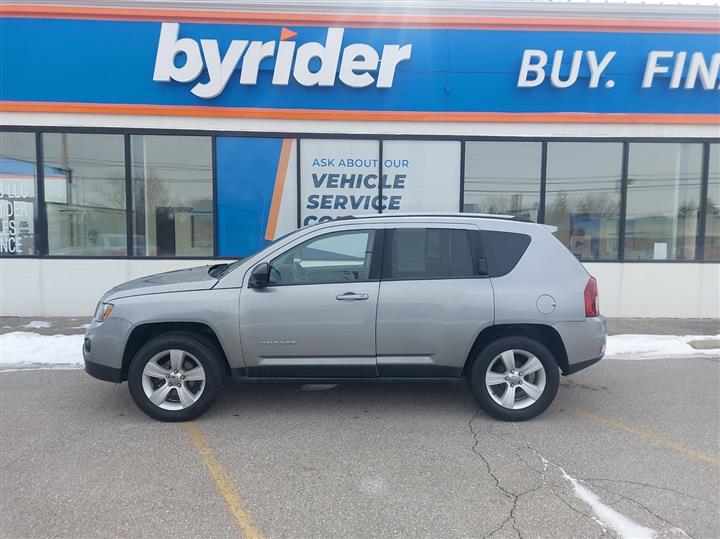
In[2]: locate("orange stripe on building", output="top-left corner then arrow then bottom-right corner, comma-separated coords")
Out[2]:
265,139 -> 293,241
0,4 -> 718,33
1,101 -> 718,125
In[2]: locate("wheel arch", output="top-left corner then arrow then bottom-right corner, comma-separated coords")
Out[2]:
462,324 -> 569,377
121,322 -> 231,380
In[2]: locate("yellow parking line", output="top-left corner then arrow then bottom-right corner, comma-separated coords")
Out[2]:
559,402 -> 720,468
184,422 -> 265,539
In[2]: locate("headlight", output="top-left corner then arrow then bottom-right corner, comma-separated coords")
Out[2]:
96,303 -> 114,322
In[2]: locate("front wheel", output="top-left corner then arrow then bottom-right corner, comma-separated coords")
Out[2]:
128,332 -> 225,422
469,336 -> 560,421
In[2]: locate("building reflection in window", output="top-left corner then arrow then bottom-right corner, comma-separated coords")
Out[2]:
43,133 -> 126,256
131,135 -> 213,257
463,142 -> 542,222
625,143 -> 703,261
546,142 -> 622,261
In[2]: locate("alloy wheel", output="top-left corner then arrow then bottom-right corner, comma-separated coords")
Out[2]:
485,349 -> 547,410
141,349 -> 206,410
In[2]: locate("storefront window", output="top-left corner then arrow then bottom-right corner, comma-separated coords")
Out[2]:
216,137 -> 297,257
131,135 -> 213,257
463,142 -> 541,221
625,143 -> 703,261
0,132 -> 37,255
43,133 -> 126,256
704,144 -> 719,260
299,139 -> 380,226
382,141 -> 461,213
546,142 -> 622,261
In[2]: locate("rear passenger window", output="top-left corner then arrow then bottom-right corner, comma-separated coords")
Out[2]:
477,230 -> 531,277
387,228 -> 475,279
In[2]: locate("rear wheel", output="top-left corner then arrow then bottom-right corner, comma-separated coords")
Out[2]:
469,336 -> 559,421
128,332 -> 225,422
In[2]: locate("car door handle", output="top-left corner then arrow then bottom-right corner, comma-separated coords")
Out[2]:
336,292 -> 369,301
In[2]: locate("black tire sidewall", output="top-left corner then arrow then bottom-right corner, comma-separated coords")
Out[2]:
469,335 -> 560,421
128,332 -> 225,422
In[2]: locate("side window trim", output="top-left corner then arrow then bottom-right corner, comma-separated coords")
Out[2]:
473,229 -> 532,278
264,228 -> 382,287
368,228 -> 385,281
381,226 -> 487,282
469,229 -> 489,276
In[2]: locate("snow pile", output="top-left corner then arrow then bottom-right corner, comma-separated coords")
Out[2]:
1,331 -> 718,371
23,320 -> 52,329
605,334 -> 720,360
0,332 -> 84,370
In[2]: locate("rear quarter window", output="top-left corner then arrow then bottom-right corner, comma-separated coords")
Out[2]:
476,230 -> 531,277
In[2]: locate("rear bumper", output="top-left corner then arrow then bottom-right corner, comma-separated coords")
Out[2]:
553,316 -> 606,375
563,355 -> 603,375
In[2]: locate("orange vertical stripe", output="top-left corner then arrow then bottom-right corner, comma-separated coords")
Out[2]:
265,139 -> 293,241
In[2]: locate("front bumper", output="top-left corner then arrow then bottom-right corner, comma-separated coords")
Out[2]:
85,359 -> 124,382
82,316 -> 132,383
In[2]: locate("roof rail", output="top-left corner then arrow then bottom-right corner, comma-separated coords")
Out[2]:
335,212 -> 534,223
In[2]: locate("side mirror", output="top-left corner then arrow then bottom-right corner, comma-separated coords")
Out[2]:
248,262 -> 270,288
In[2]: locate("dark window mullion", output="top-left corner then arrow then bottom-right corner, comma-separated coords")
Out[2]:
618,141 -> 630,261
124,134 -> 133,257
697,142 -> 710,261
378,139 -> 384,214
459,140 -> 465,212
35,132 -> 49,256
296,138 -> 302,228
538,141 -> 547,223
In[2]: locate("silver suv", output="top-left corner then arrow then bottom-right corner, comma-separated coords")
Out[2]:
84,214 -> 606,422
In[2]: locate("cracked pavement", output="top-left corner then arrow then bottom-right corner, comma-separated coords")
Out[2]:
1,355 -> 718,538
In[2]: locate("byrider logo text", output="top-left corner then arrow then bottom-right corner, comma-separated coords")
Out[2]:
153,23 -> 413,98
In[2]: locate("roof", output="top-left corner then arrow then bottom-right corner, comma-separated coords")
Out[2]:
336,212 -> 534,223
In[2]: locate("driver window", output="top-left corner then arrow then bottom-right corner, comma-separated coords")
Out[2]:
269,230 -> 376,285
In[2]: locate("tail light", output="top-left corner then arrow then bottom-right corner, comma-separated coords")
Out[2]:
584,276 -> 599,317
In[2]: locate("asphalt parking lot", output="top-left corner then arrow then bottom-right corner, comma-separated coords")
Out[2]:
1,355 -> 718,539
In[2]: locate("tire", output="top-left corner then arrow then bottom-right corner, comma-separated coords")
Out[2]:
469,335 -> 560,421
127,331 -> 225,422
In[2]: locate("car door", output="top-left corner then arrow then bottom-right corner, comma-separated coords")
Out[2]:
239,226 -> 382,377
376,224 -> 494,377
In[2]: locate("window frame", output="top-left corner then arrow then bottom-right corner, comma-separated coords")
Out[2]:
381,225 -> 487,282
0,124 -> 717,263
263,228 -> 384,287
41,131 -> 128,257
623,141 -> 705,262
543,140 -> 623,262
0,131 -> 41,255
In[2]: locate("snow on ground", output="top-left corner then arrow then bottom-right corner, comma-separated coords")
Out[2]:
23,320 -> 52,329
560,466 -> 658,538
605,334 -> 719,360
0,332 -> 717,371
0,332 -> 84,370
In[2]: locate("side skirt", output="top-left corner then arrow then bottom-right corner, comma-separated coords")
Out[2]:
230,369 -> 463,385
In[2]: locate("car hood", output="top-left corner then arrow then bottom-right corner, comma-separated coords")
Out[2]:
103,265 -> 218,301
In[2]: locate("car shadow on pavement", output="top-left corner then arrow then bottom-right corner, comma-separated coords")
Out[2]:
75,372 -> 576,424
